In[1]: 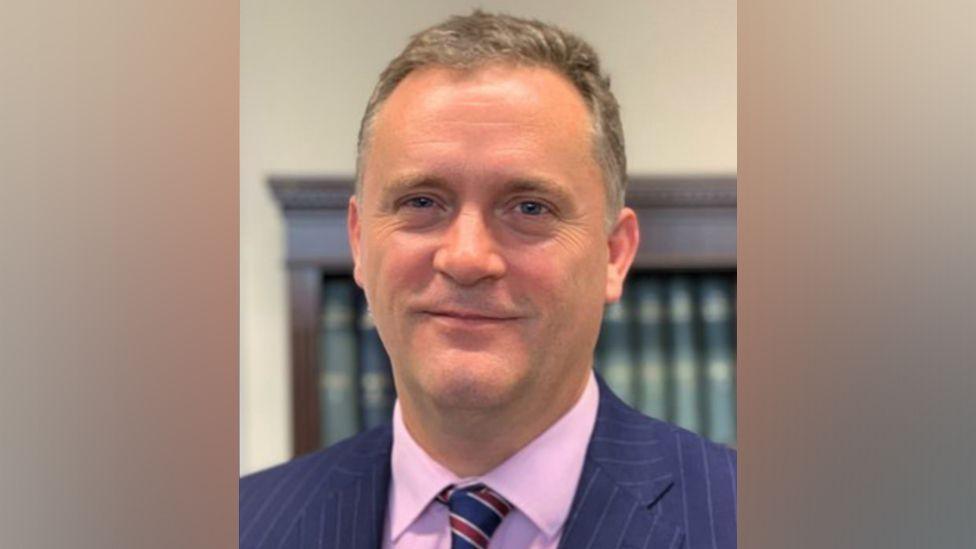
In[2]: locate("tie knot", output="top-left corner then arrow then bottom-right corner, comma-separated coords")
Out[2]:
436,484 -> 513,548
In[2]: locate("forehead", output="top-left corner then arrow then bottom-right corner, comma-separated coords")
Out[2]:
379,63 -> 592,132
363,63 -> 600,192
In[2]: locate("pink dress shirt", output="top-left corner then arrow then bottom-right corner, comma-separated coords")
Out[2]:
383,371 -> 599,548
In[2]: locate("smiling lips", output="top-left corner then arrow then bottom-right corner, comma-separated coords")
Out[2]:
423,308 -> 521,325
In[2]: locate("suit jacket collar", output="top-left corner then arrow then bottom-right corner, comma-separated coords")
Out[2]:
302,374 -> 683,548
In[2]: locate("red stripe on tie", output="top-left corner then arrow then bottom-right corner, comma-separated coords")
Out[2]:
476,488 -> 512,516
450,515 -> 488,548
436,486 -> 453,505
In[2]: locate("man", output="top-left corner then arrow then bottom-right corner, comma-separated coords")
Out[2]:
241,11 -> 735,549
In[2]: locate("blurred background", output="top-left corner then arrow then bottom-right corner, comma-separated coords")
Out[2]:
241,0 -> 736,475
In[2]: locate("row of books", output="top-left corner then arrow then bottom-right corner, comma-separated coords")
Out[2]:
595,274 -> 736,445
316,272 -> 736,448
318,278 -> 395,447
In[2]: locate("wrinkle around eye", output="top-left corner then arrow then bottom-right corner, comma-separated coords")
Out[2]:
499,206 -> 561,241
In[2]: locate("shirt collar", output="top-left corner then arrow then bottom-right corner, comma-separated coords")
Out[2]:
388,371 -> 600,542
388,402 -> 459,541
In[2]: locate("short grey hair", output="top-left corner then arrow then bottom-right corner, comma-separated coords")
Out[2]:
355,10 -> 627,226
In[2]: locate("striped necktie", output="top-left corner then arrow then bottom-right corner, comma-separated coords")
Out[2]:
436,483 -> 513,549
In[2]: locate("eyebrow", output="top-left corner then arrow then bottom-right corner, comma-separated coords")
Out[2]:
378,174 -> 575,205
379,175 -> 453,200
504,178 -> 575,205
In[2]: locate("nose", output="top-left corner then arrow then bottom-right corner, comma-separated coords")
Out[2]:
432,208 -> 507,286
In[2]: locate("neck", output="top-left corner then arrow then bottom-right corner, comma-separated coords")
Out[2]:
398,371 -> 590,477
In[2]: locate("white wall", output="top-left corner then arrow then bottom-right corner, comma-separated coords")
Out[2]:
240,0 -> 736,474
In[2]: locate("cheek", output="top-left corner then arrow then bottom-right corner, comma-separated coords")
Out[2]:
510,241 -> 608,313
363,233 -> 435,308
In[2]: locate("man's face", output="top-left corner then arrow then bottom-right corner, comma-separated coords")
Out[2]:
349,64 -> 637,415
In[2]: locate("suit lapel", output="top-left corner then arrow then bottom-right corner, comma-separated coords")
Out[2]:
559,377 -> 684,549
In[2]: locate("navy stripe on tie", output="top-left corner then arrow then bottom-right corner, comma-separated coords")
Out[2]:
436,484 -> 513,549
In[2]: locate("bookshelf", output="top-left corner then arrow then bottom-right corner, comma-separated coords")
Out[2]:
271,176 -> 736,456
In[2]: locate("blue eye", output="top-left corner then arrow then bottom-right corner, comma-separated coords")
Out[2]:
405,196 -> 435,208
518,201 -> 548,216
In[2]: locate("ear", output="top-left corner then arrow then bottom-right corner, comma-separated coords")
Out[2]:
347,195 -> 365,289
605,207 -> 640,303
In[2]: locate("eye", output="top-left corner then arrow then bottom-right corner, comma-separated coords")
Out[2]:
516,201 -> 549,216
404,196 -> 436,209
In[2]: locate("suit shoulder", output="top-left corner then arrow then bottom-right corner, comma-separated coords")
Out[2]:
599,380 -> 736,478
658,419 -> 737,469
239,425 -> 391,520
238,426 -> 391,548
595,389 -> 737,538
622,408 -> 736,491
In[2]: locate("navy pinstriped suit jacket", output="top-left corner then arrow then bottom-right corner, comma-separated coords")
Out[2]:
240,377 -> 736,548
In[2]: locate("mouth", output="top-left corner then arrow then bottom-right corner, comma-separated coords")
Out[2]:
422,309 -> 522,326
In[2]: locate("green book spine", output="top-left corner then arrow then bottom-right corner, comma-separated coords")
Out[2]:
667,275 -> 702,433
357,296 -> 395,429
596,292 -> 636,406
635,276 -> 668,420
318,278 -> 359,446
701,275 -> 736,445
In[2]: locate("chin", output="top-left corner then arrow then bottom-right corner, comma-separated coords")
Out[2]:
416,351 -> 529,410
